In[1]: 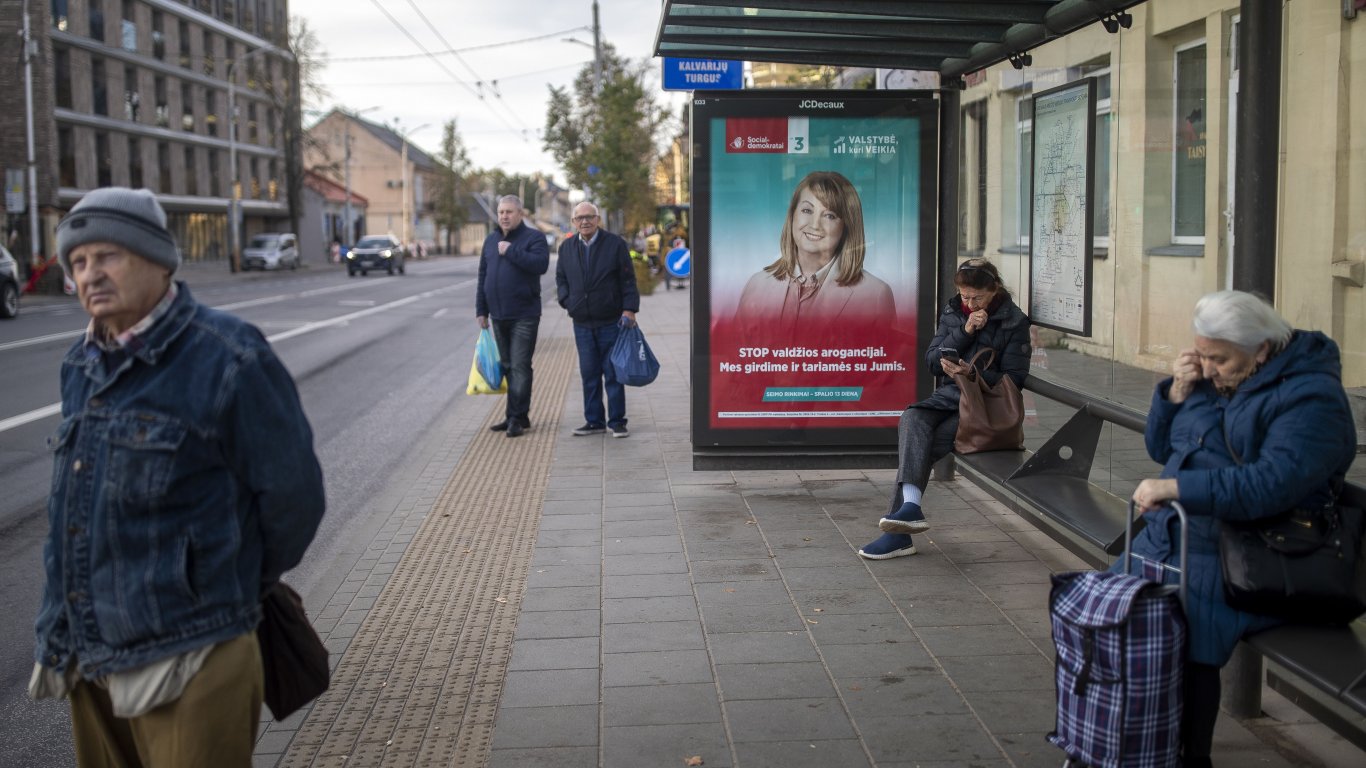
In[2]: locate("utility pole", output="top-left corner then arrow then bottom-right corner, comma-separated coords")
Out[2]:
21,0 -> 41,269
343,121 -> 353,246
592,0 -> 602,93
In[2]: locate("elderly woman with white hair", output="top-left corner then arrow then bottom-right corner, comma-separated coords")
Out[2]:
1125,290 -> 1358,767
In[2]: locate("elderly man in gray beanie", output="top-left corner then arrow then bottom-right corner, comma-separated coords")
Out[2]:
32,187 -> 326,767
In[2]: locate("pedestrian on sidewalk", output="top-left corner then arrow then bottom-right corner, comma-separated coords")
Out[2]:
556,201 -> 640,439
1125,290 -> 1356,768
859,258 -> 1031,559
30,187 -> 326,767
476,194 -> 550,438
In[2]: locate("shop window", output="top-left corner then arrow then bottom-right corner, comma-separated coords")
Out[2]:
95,132 -> 111,187
58,127 -> 76,187
129,136 -> 143,188
1173,41 -> 1207,243
123,65 -> 139,121
52,0 -> 68,31
959,100 -> 987,256
92,58 -> 108,116
54,49 -> 71,108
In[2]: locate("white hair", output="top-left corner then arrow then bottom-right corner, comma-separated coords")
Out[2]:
497,195 -> 523,209
1192,290 -> 1292,353
574,201 -> 601,217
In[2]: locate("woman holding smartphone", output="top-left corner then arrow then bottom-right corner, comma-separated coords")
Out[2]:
858,258 -> 1032,559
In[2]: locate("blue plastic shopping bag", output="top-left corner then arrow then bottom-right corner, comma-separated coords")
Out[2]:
467,327 -> 506,395
609,324 -> 660,387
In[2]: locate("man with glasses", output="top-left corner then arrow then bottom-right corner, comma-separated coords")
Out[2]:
477,195 -> 550,437
556,202 -> 640,438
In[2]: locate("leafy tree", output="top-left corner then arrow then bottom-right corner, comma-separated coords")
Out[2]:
432,119 -> 472,254
285,17 -> 330,237
543,45 -> 666,233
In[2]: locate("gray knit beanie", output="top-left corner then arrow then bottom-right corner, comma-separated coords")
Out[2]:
57,187 -> 181,274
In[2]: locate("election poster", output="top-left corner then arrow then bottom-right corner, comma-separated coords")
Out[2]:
691,92 -> 938,450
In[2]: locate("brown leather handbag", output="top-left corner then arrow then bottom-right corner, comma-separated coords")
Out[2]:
953,348 -> 1025,454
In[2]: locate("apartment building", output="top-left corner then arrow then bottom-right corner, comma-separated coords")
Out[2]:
0,0 -> 299,274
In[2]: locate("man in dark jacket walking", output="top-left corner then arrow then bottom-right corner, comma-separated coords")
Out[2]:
556,202 -> 640,438
477,195 -> 550,437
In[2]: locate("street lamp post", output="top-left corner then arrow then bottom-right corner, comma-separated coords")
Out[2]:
227,45 -> 274,273
396,123 -> 430,252
20,0 -> 41,270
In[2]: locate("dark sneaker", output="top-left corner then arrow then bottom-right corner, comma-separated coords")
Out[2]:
489,419 -> 510,432
573,424 -> 606,436
857,533 -> 917,560
506,421 -> 525,437
879,501 -> 929,534
609,425 -> 629,438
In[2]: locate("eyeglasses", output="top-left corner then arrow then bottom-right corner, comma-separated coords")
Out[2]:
572,215 -> 598,223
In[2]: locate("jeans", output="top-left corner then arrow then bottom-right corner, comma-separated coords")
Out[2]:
573,322 -> 626,429
888,406 -> 959,516
491,317 -> 539,423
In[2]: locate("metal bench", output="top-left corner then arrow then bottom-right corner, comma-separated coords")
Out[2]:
949,373 -> 1366,747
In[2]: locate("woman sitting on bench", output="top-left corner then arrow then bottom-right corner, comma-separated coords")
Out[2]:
1126,290 -> 1357,768
858,258 -> 1031,560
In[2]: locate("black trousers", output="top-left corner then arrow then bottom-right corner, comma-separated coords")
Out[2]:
888,406 -> 959,516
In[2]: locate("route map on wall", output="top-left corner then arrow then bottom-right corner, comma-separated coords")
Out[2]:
1029,78 -> 1095,336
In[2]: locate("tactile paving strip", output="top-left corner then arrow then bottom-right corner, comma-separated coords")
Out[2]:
282,336 -> 575,768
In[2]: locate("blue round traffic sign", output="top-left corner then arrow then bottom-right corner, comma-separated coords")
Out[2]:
665,247 -> 691,278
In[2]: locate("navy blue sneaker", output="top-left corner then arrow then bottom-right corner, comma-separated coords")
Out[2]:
857,533 -> 917,560
879,501 -> 929,534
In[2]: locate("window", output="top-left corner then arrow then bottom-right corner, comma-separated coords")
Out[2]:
178,20 -> 191,68
151,11 -> 165,60
92,58 -> 108,116
52,0 -> 68,31
58,127 -> 76,187
123,65 -> 139,121
88,0 -> 105,42
1093,69 -> 1112,249
181,82 -> 195,130
267,159 -> 277,200
54,49 -> 72,108
184,146 -> 198,194
154,76 -> 168,127
202,30 -> 215,76
1173,41 -> 1207,243
247,103 -> 257,143
129,136 -> 143,188
209,149 -> 221,196
242,0 -> 255,35
959,100 -> 988,256
157,141 -> 171,192
95,132 -> 111,187
1016,94 -> 1033,247
120,0 -> 136,52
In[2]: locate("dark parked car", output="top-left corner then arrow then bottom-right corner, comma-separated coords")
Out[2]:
346,235 -> 405,277
0,245 -> 20,319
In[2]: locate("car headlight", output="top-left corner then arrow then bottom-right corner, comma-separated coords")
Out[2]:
381,249 -> 392,258
346,252 -> 356,260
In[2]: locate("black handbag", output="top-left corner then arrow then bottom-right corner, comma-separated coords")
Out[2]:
257,582 -> 330,720
1217,431 -> 1366,624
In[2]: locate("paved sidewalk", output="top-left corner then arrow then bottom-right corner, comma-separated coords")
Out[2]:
259,277 -> 1356,768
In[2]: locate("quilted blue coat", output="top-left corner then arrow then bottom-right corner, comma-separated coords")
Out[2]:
1119,330 -> 1357,665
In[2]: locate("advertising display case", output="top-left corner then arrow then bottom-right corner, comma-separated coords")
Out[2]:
691,91 -> 939,454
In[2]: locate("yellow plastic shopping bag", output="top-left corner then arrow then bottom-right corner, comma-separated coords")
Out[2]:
466,328 -> 506,395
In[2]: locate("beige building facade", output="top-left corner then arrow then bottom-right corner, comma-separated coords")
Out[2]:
949,0 -> 1366,390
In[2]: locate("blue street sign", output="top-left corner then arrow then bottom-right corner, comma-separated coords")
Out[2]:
665,247 -> 691,278
662,58 -> 743,91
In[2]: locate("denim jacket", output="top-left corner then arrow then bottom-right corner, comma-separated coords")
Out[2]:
35,283 -> 325,679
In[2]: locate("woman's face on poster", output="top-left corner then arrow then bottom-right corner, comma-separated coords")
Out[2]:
790,188 -> 845,262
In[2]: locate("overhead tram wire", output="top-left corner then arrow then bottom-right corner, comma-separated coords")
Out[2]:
400,0 -> 532,135
328,28 -> 589,63
362,0 -> 529,141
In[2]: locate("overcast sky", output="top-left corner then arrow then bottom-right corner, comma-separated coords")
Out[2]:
289,0 -> 682,186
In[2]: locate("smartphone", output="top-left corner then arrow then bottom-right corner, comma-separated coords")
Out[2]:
938,347 -> 960,362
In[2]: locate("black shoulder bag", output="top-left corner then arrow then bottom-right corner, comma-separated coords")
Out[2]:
257,581 -> 331,719
1218,429 -> 1366,624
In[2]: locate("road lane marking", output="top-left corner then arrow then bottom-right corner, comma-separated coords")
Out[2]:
0,329 -> 84,353
432,309 -> 448,319
0,279 -> 476,435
